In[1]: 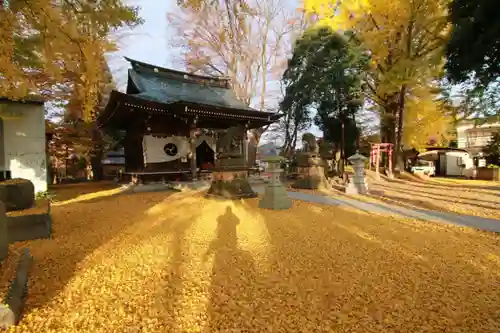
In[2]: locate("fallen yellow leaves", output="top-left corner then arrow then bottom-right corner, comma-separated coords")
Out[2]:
364,177 -> 500,220
3,186 -> 500,332
0,250 -> 19,302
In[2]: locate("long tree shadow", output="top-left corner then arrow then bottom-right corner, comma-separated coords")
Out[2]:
397,179 -> 499,194
374,184 -> 500,210
375,184 -> 500,205
259,205 -> 500,332
369,191 -> 459,213
204,206 -> 259,332
138,212 -> 196,333
15,190 -> 180,314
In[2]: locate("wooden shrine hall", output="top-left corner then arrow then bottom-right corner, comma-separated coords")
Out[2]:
97,57 -> 279,183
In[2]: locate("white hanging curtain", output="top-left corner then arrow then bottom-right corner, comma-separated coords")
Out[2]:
142,135 -> 190,163
195,135 -> 216,152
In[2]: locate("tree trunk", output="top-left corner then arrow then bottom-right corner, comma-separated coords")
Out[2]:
90,126 -> 104,181
395,84 -> 407,171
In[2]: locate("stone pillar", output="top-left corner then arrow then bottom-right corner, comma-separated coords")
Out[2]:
0,201 -> 8,260
345,152 -> 369,195
259,156 -> 291,210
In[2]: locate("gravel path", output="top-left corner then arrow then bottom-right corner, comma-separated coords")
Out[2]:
253,186 -> 500,233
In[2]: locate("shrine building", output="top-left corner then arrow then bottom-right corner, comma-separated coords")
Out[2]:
97,57 -> 279,183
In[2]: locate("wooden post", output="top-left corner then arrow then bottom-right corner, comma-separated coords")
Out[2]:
369,145 -> 373,171
243,126 -> 248,167
375,144 -> 380,176
213,132 -> 218,166
190,119 -> 197,181
388,144 -> 393,175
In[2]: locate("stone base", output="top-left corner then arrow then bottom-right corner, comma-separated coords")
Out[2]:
6,200 -> 52,243
206,169 -> 257,200
0,202 -> 7,261
259,184 -> 292,210
293,165 -> 330,190
0,179 -> 35,212
345,180 -> 369,195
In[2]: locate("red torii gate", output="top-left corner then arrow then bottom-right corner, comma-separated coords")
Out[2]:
370,143 -> 393,177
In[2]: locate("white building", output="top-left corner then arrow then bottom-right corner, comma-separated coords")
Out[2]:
0,98 -> 48,193
456,119 -> 500,160
418,148 -> 474,177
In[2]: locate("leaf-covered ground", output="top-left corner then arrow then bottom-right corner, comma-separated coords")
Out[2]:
3,184 -> 500,332
363,176 -> 500,220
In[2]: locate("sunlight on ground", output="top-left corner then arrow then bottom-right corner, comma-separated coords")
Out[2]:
6,186 -> 500,332
328,174 -> 500,220
51,187 -> 126,206
431,177 -> 499,186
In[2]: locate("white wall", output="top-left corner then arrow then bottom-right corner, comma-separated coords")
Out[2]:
445,151 -> 473,177
2,102 -> 47,193
456,120 -> 500,150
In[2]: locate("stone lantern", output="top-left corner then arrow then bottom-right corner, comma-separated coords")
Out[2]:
259,156 -> 292,210
345,151 -> 369,195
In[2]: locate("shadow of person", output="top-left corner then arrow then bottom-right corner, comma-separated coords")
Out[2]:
203,205 -> 258,332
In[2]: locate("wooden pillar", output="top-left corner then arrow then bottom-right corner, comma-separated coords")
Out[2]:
369,145 -> 373,171
190,118 -> 197,181
388,144 -> 393,174
213,132 -> 218,166
243,126 -> 248,167
375,144 -> 380,176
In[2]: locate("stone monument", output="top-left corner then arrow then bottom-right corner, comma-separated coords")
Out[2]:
259,156 -> 292,210
345,151 -> 369,195
318,139 -> 336,177
206,126 -> 257,199
292,133 -> 330,189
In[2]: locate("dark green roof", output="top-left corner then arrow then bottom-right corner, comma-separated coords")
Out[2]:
125,57 -> 257,112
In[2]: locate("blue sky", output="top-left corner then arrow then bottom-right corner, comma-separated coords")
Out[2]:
109,0 -> 323,143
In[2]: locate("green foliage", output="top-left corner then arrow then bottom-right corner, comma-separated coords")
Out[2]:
280,27 -> 368,154
483,132 -> 500,166
446,0 -> 500,87
35,191 -> 55,200
77,157 -> 87,170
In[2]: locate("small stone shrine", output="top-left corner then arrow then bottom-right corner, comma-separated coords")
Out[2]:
206,126 -> 257,199
293,133 -> 330,189
259,156 -> 292,210
345,151 -> 369,195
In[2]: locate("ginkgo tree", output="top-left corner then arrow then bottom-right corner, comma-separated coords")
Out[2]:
0,0 -> 142,122
304,0 -> 451,167
403,83 -> 453,150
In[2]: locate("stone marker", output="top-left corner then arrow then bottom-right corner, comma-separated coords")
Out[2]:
292,133 -> 330,189
0,202 -> 7,261
259,156 -> 292,210
345,151 -> 369,195
0,248 -> 33,329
